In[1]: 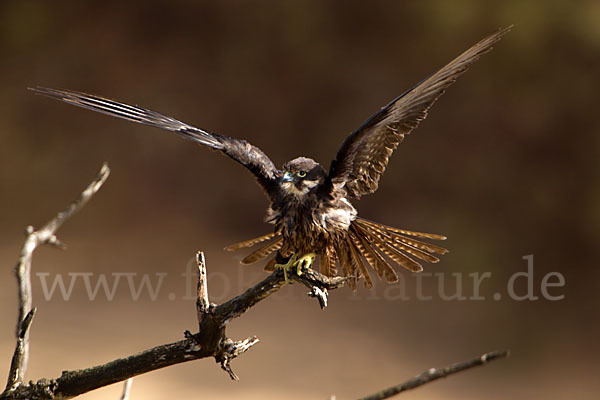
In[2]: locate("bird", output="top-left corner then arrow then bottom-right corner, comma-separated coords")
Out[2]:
31,27 -> 510,289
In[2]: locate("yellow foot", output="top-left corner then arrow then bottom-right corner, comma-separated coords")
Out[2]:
293,253 -> 316,276
274,254 -> 297,283
274,252 -> 316,282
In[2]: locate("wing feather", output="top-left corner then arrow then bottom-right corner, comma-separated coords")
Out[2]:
30,87 -> 282,197
328,27 -> 511,198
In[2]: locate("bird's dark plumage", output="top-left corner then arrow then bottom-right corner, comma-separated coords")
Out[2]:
329,26 -> 510,198
31,27 -> 510,289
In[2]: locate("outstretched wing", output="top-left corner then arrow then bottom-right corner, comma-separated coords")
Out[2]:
30,87 -> 282,197
328,26 -> 511,198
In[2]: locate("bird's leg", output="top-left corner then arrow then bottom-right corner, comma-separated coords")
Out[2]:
293,253 -> 316,276
274,254 -> 297,283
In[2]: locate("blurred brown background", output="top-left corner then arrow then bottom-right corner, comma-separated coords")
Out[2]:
1,0 -> 599,399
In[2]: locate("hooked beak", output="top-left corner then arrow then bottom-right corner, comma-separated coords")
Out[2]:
282,172 -> 294,183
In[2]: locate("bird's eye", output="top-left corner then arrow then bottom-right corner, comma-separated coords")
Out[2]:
297,171 -> 307,178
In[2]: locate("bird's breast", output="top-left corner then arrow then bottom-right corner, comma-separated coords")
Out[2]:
266,196 -> 356,253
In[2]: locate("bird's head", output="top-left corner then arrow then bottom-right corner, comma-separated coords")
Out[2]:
280,157 -> 326,198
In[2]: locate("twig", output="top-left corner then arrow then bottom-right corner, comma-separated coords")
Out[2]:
4,163 -> 110,392
218,336 -> 260,380
118,378 -> 132,400
195,252 -> 210,326
308,286 -> 329,309
356,350 -> 509,400
4,309 -> 36,391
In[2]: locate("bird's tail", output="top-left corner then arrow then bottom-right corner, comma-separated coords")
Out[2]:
29,87 -> 223,149
224,218 -> 447,290
340,218 -> 448,289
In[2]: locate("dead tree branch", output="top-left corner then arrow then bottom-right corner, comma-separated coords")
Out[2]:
356,350 -> 509,400
1,163 -> 506,400
0,166 -> 346,399
1,259 -> 344,399
189,251 -> 346,381
4,163 -> 109,393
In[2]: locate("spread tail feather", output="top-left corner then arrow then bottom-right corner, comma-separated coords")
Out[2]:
320,248 -> 338,277
225,232 -> 277,251
338,243 -> 357,290
223,218 -> 445,289
354,219 -> 440,263
350,225 -> 399,282
346,235 -> 372,289
240,236 -> 283,264
357,217 -> 447,240
264,257 -> 277,272
338,218 -> 447,286
352,222 -> 422,273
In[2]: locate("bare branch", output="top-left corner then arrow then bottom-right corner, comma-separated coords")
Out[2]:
1,260 -> 346,399
356,350 -> 509,400
2,338 -> 212,399
39,163 -> 110,237
4,163 -> 110,392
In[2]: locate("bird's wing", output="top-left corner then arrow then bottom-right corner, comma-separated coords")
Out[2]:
30,87 -> 282,197
327,26 -> 511,199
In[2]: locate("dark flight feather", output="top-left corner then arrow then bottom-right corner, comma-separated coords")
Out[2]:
29,87 -> 282,197
328,26 -> 511,199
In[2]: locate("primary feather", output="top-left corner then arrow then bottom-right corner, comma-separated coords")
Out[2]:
329,26 -> 511,198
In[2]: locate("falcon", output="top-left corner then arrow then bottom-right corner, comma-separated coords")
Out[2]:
32,27 -> 509,289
